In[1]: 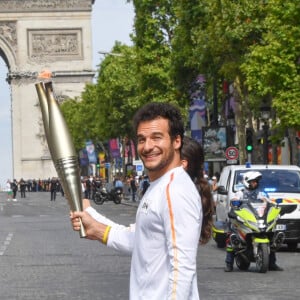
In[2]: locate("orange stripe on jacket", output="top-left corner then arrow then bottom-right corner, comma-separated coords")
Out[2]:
166,172 -> 179,300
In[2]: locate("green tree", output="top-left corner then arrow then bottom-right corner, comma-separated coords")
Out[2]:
61,43 -> 139,150
60,98 -> 85,151
60,81 -> 101,151
62,1 -> 300,164
242,0 -> 300,129
95,43 -> 139,140
173,0 -> 268,162
132,0 -> 180,106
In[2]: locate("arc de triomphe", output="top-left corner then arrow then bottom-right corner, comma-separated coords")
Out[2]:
0,0 -> 95,180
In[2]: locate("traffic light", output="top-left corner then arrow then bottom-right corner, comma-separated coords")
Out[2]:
245,128 -> 253,152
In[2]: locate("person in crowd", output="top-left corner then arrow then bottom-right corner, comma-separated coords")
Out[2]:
90,176 -> 102,200
11,179 -> 18,201
114,176 -> 124,195
94,176 -> 102,190
224,171 -> 283,272
122,176 -> 129,198
19,178 -> 26,198
49,177 -> 59,201
6,179 -> 13,201
211,175 -> 218,211
83,176 -> 91,199
27,179 -> 33,192
129,174 -> 138,202
114,177 -> 123,188
37,179 -> 42,192
70,102 -> 203,299
59,179 -> 64,197
45,178 -> 51,192
139,174 -> 150,199
32,179 -> 37,192
91,176 -> 98,200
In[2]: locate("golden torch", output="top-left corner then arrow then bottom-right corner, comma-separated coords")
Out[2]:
35,75 -> 86,237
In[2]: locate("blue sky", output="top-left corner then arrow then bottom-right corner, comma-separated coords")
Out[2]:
0,0 -> 134,188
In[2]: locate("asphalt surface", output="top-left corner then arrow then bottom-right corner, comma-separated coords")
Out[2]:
0,191 -> 299,300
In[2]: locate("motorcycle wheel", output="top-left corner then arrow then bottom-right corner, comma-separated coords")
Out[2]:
235,254 -> 250,271
256,243 -> 269,273
93,195 -> 105,205
113,194 -> 121,204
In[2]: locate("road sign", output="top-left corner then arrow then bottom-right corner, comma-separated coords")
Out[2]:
136,165 -> 143,172
133,159 -> 144,175
225,146 -> 239,160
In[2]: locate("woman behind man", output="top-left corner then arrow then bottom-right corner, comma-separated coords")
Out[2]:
181,136 -> 214,244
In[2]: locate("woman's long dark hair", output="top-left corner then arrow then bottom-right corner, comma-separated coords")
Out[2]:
181,136 -> 214,245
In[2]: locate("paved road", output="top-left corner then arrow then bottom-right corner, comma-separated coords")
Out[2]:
0,191 -> 299,300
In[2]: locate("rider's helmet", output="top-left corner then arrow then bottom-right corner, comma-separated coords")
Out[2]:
243,171 -> 262,190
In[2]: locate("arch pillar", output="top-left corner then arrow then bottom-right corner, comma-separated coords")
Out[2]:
0,0 -> 95,180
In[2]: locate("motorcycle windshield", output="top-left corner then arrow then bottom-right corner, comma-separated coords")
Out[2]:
250,203 -> 267,218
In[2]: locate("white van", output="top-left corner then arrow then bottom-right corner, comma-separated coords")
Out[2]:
216,164 -> 300,250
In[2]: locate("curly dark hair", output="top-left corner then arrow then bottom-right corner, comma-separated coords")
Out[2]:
180,136 -> 214,245
132,102 -> 184,143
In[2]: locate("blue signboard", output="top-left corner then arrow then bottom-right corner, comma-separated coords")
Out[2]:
136,165 -> 143,172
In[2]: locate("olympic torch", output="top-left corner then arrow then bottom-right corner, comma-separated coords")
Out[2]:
35,78 -> 86,237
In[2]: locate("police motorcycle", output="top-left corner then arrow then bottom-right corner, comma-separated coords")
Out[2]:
93,186 -> 123,205
227,194 -> 285,273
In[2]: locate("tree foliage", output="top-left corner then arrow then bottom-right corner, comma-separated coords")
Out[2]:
132,0 -> 180,105
61,0 -> 299,161
95,43 -> 139,140
60,43 -> 138,151
60,83 -> 99,150
173,0 -> 268,105
242,0 -> 300,128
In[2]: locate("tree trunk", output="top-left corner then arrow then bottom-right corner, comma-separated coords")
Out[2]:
233,77 -> 247,164
288,129 -> 298,165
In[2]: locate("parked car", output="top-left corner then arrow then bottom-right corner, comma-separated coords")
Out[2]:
215,164 -> 300,250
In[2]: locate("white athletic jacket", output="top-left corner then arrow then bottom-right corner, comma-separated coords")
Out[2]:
86,166 -> 202,300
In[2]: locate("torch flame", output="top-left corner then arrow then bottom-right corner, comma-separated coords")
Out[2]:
38,70 -> 52,79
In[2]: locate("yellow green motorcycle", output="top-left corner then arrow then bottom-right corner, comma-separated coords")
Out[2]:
227,198 -> 285,273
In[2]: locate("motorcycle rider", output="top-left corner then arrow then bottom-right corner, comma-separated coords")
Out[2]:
224,171 -> 283,272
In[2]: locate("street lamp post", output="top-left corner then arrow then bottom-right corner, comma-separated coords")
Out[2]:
260,106 -> 271,165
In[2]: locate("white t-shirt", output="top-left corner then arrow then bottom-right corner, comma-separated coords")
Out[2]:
6,182 -> 12,192
87,166 -> 202,300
